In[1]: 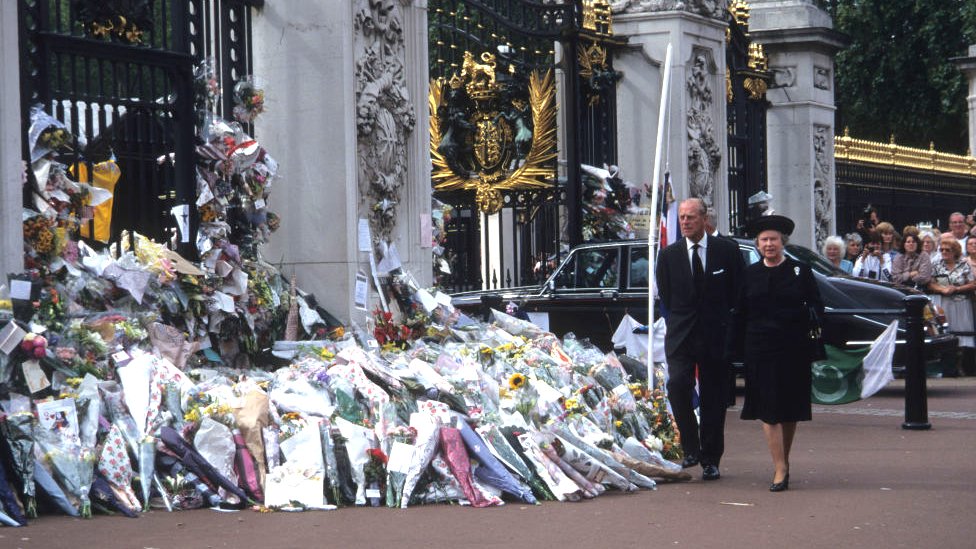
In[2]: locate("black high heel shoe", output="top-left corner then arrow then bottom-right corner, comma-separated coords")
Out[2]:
769,474 -> 790,492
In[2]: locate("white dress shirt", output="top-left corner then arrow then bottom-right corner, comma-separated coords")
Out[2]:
686,235 -> 707,272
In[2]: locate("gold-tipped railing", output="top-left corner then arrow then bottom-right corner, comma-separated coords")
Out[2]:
834,128 -> 976,176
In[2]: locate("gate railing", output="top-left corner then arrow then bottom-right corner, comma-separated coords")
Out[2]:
18,0 -> 258,253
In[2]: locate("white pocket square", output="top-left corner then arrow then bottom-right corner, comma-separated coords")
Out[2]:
711,269 -> 725,275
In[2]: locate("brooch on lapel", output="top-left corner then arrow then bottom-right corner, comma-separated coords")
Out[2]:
794,266 -> 800,277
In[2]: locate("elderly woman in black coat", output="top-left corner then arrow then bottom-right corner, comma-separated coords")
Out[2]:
730,215 -> 823,492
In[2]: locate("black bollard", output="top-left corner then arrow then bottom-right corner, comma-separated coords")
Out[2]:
902,295 -> 931,430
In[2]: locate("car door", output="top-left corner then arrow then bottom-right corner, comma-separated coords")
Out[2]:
543,246 -> 623,346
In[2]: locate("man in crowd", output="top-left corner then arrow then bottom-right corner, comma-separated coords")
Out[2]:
656,198 -> 744,481
948,212 -> 969,256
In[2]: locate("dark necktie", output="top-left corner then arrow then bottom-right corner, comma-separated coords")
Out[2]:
692,243 -> 705,296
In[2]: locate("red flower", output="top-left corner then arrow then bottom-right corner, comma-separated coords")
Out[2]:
367,448 -> 388,464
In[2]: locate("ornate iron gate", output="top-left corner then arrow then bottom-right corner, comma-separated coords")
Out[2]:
18,0 -> 257,253
725,3 -> 770,233
430,0 -> 616,292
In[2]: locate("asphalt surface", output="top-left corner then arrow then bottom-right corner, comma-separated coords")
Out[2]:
4,377 -> 975,549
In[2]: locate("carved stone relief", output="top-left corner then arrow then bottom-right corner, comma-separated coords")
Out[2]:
354,0 -> 416,245
770,66 -> 796,88
814,66 -> 831,90
611,0 -> 728,19
813,124 -> 833,248
686,49 -> 722,207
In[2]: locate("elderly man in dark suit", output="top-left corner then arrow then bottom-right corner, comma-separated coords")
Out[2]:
656,197 -> 744,480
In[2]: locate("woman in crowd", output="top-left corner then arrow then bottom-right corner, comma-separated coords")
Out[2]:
822,236 -> 853,274
929,238 -> 976,376
853,233 -> 892,281
875,222 -> 900,259
920,230 -> 940,265
891,233 -> 932,290
844,233 -> 862,263
732,215 -> 822,492
967,238 -> 976,273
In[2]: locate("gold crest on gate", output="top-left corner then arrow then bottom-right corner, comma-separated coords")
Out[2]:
430,51 -> 557,214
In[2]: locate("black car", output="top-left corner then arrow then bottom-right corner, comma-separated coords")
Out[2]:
452,239 -> 956,367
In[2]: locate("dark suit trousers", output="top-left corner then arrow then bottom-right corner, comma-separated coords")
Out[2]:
666,331 -> 729,466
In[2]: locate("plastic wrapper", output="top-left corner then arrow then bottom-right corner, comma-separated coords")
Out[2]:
265,423 -> 324,508
262,425 -> 281,470
331,434 -> 357,505
193,417 -> 240,504
75,375 -> 102,450
233,390 -> 270,488
619,437 -> 689,481
232,428 -> 263,501
318,419 -> 342,505
34,427 -> 95,517
491,309 -> 545,339
539,440 -> 602,498
455,417 -> 535,503
96,424 -> 141,513
0,404 -> 36,517
158,454 -> 221,509
0,453 -> 27,525
553,426 -> 648,490
515,432 -> 583,502
335,417 -> 375,506
159,426 -> 247,506
33,457 -> 78,516
90,473 -> 138,518
438,426 -> 497,508
400,412 -> 441,508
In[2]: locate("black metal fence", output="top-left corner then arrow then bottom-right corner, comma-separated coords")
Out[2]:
18,0 -> 257,252
835,161 -> 976,234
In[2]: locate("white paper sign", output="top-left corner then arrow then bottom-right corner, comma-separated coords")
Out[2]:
10,280 -> 32,301
387,441 -> 415,474
171,204 -> 191,242
354,273 -> 369,311
376,243 -> 402,274
0,322 -> 27,355
420,215 -> 432,249
22,360 -> 51,394
358,218 -> 372,252
526,312 -> 550,332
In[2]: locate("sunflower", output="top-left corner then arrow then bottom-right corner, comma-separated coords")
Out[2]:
508,372 -> 527,390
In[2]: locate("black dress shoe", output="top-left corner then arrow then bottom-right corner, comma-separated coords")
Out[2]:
681,455 -> 700,469
702,464 -> 721,481
769,474 -> 790,492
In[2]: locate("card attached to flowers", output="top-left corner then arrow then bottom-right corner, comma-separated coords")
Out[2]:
37,398 -> 79,437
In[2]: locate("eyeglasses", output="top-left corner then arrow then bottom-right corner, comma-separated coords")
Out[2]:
940,248 -> 953,252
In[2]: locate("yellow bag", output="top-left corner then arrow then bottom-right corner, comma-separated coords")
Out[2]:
73,160 -> 121,243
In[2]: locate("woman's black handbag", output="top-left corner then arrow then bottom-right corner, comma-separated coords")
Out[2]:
807,305 -> 828,362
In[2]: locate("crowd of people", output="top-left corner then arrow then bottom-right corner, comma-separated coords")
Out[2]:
822,208 -> 976,377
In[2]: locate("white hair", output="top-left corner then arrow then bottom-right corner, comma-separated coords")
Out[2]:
822,235 -> 844,255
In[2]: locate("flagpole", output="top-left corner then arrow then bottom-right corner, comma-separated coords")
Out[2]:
647,43 -> 673,387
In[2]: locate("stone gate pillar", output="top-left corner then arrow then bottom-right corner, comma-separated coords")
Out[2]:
0,1 -> 24,278
749,0 -> 844,249
954,45 -> 976,157
253,0 -> 430,324
612,2 -> 730,229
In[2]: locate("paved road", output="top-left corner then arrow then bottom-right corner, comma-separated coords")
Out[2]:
4,378 -> 975,549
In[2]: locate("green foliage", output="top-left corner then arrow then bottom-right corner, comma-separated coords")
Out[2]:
832,0 -> 976,153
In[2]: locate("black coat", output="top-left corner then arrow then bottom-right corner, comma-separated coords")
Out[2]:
656,234 -> 744,360
732,257 -> 824,423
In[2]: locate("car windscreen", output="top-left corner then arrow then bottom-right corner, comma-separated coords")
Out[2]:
786,245 -> 843,276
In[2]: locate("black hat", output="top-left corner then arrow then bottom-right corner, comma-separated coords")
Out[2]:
746,214 -> 795,237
